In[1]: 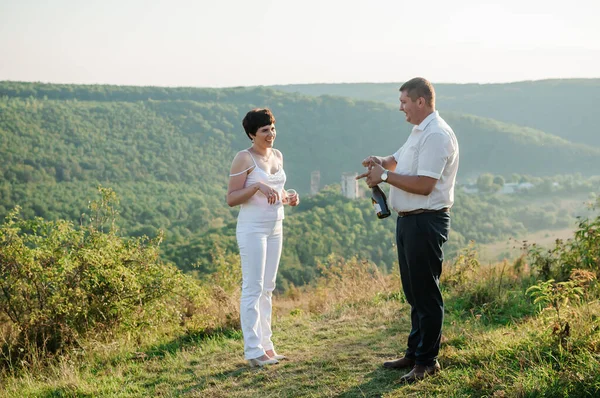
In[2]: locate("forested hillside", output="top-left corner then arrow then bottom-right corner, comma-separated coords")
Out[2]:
2,82 -> 599,192
1,81 -> 599,287
272,79 -> 600,148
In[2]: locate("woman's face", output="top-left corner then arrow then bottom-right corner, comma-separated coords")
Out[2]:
253,123 -> 276,148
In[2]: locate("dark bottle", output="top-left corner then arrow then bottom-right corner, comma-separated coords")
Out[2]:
371,185 -> 391,219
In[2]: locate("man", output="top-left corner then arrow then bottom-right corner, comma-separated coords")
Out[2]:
357,77 -> 459,383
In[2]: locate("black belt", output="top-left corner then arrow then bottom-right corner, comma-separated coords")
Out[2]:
397,207 -> 449,217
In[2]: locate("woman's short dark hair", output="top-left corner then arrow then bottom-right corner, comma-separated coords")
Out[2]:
242,108 -> 276,141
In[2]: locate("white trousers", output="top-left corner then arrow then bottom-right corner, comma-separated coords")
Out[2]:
236,219 -> 283,360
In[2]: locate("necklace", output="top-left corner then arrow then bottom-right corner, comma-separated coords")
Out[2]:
251,148 -> 273,162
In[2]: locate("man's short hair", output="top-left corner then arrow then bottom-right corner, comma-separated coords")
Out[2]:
400,77 -> 435,108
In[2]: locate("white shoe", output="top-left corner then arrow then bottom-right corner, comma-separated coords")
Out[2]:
269,353 -> 287,360
248,357 -> 279,367
266,350 -> 287,360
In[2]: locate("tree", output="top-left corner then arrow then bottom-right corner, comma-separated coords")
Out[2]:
477,173 -> 495,193
493,175 -> 505,188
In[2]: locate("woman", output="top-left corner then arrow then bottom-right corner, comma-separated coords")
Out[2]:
227,108 -> 299,367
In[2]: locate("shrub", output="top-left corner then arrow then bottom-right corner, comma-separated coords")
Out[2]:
526,197 -> 600,281
196,247 -> 242,331
0,188 -> 202,366
308,255 -> 397,313
443,245 -> 537,324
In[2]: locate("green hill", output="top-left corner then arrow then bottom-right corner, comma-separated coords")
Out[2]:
2,81 -> 599,193
272,79 -> 600,148
1,82 -> 598,285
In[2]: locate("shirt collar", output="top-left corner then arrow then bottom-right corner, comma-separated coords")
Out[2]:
415,111 -> 438,132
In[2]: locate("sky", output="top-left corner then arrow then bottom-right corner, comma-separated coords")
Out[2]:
1,0 -> 599,87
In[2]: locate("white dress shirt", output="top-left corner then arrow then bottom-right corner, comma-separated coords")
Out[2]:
389,111 -> 459,213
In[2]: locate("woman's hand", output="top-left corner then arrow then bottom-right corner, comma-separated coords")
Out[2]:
282,189 -> 299,206
289,193 -> 300,206
257,183 -> 280,205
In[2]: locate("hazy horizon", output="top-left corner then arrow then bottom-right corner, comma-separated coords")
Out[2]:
2,0 -> 599,87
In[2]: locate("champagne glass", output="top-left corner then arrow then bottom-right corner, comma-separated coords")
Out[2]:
285,189 -> 297,204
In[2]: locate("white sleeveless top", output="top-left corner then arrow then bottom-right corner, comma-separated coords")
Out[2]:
233,150 -> 286,222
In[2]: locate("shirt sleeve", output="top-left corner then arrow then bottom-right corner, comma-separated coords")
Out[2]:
392,147 -> 402,163
417,133 -> 453,180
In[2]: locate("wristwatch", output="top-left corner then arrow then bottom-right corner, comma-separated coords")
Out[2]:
381,170 -> 389,182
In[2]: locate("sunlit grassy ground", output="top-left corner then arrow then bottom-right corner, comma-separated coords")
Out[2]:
3,282 -> 599,397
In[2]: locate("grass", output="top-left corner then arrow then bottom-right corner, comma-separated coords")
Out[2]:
2,283 -> 599,397
2,251 -> 600,397
4,193 -> 600,397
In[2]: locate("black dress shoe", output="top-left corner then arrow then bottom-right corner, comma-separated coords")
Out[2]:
383,356 -> 416,369
399,361 -> 441,383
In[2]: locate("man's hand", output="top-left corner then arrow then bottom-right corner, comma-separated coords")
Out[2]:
361,156 -> 382,168
356,162 -> 385,188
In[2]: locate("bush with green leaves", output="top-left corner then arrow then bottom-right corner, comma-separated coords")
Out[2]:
443,260 -> 535,324
526,197 -> 600,281
0,188 -> 202,365
527,279 -> 584,324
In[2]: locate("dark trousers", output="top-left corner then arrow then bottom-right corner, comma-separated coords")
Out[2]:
396,211 -> 450,366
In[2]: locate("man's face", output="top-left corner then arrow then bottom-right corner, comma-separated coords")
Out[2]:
399,91 -> 418,125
